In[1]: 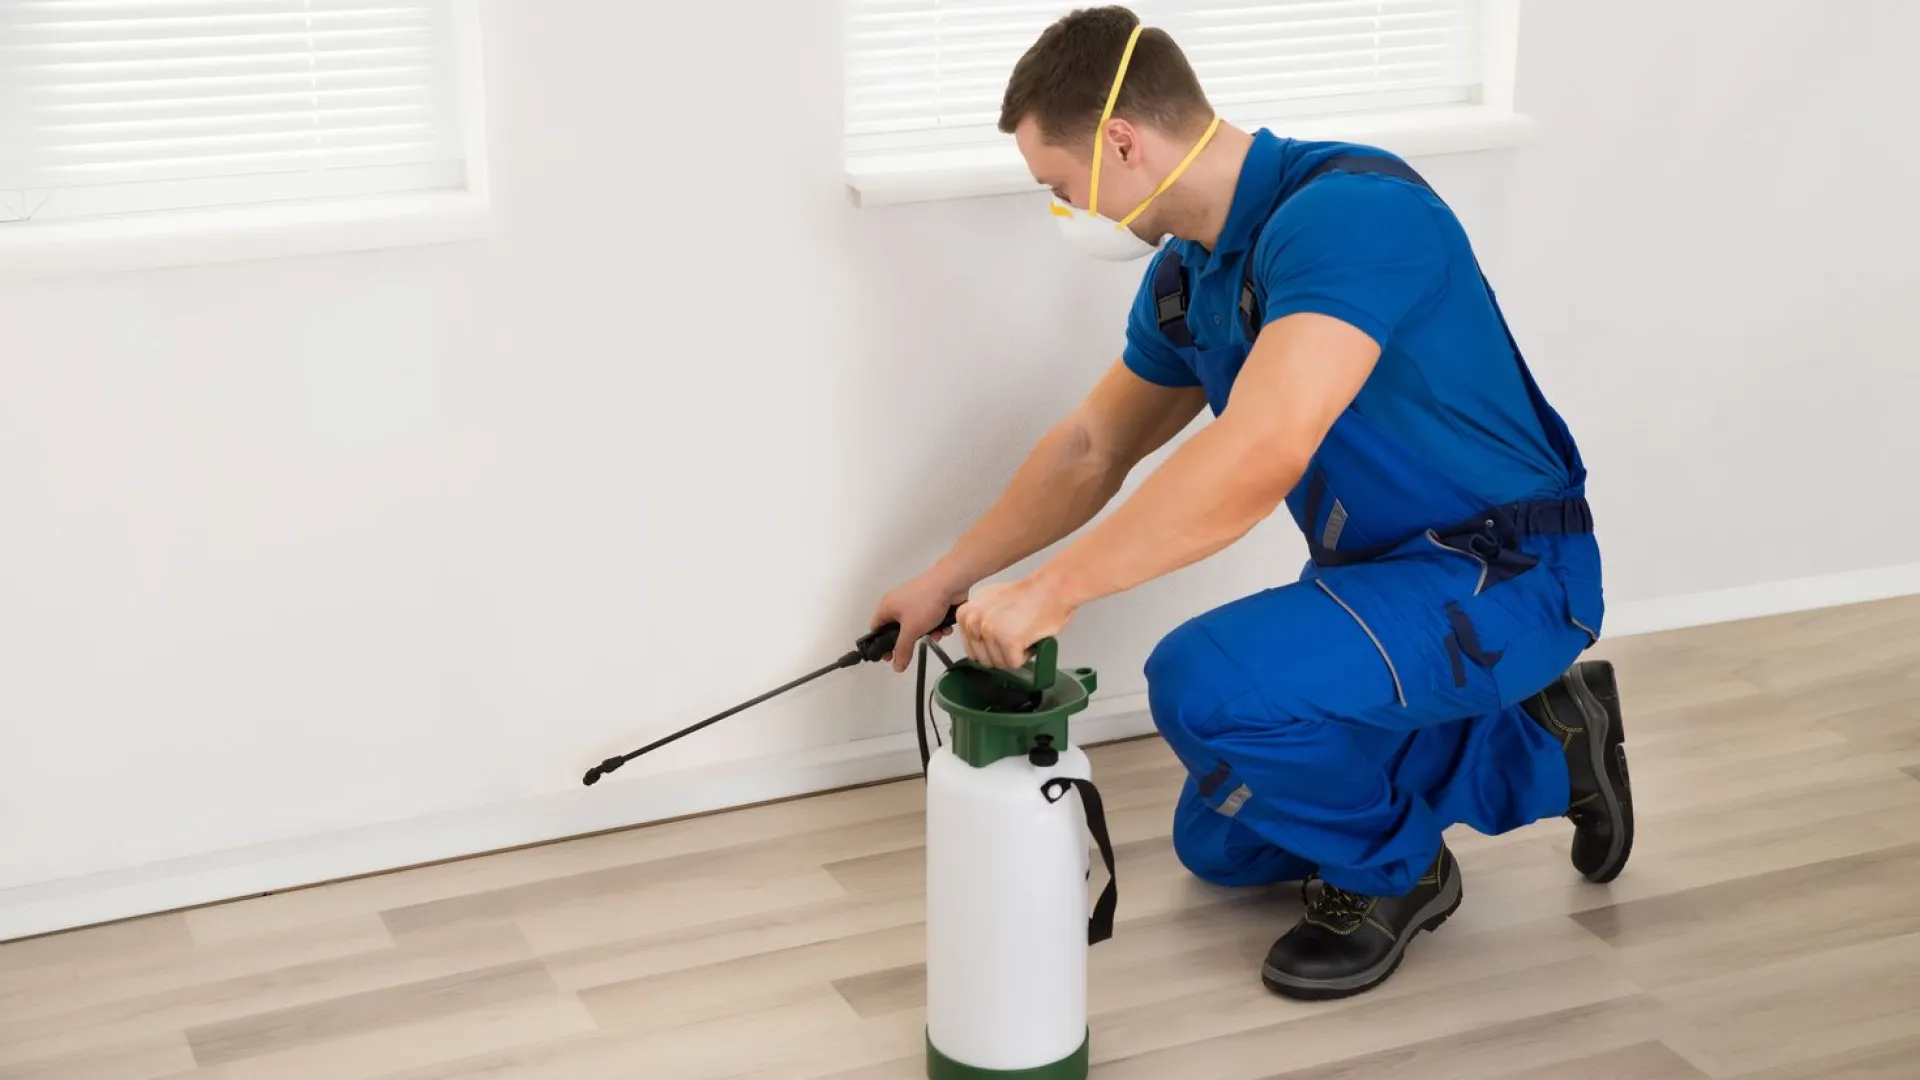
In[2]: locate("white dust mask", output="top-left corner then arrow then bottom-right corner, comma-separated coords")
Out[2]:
1049,197 -> 1163,262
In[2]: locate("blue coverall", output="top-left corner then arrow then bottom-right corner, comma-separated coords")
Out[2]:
1123,132 -> 1605,898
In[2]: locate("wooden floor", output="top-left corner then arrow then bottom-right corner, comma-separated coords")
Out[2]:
6,597 -> 1920,1080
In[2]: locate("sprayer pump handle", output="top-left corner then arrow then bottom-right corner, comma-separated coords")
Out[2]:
855,604 -> 961,663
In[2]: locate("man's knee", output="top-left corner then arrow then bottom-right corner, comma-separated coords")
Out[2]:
1173,824 -> 1257,886
1172,796 -> 1313,887
1145,617 -> 1245,737
1174,815 -> 1277,886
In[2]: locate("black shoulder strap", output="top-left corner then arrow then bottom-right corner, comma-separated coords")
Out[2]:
1151,249 -> 1195,350
1042,776 -> 1118,944
1311,153 -> 1432,189
1239,153 -> 1435,341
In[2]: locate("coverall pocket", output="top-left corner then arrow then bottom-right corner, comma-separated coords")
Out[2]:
1400,599 -> 1505,720
1311,556 -> 1505,725
1551,540 -> 1606,645
1442,601 -> 1503,692
1562,577 -> 1604,646
1455,569 -> 1596,707
1423,526 -> 1542,595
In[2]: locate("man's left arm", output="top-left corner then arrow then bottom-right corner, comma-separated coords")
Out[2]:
955,313 -> 1377,670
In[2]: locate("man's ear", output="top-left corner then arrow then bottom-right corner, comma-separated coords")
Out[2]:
1103,117 -> 1138,163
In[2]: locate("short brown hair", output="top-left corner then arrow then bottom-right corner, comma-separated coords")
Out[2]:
998,6 -> 1211,148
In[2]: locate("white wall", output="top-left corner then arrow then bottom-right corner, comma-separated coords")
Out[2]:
3,0 -> 1917,929
1497,0 -> 1920,598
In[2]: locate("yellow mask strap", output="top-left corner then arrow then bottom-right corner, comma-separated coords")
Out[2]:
1084,22 -> 1221,230
1116,113 -> 1220,229
1087,23 -> 1144,219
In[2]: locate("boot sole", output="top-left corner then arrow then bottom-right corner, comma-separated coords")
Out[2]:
1569,661 -> 1633,884
1259,864 -> 1464,1001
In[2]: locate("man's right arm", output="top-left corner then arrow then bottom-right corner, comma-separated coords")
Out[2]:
871,360 -> 1204,668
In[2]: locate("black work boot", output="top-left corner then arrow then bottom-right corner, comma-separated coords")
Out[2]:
1523,659 -> 1634,883
1260,844 -> 1463,1001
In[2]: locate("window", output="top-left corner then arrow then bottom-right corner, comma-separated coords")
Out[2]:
0,0 -> 478,226
844,0 -> 1524,204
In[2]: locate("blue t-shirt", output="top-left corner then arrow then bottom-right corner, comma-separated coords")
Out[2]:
1123,130 -> 1570,506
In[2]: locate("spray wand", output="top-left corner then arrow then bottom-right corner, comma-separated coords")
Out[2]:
581,606 -> 962,786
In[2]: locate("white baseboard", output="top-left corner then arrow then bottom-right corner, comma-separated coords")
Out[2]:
1601,560 -> 1920,638
8,559 -> 1919,943
0,693 -> 1154,943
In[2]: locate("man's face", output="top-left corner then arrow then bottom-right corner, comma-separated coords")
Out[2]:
1014,114 -> 1153,223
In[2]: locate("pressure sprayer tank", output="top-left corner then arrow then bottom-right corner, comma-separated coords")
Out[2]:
924,638 -> 1114,1080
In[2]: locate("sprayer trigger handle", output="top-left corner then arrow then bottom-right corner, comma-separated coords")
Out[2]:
1023,636 -> 1059,691
855,604 -> 961,663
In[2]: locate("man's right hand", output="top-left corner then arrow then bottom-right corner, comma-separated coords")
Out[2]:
870,570 -> 971,673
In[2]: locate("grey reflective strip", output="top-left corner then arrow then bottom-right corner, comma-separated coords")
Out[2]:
1315,579 -> 1407,707
1322,500 -> 1349,551
1571,616 -> 1600,643
1217,784 -> 1252,818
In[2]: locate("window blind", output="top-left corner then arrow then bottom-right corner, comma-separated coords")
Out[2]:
0,0 -> 468,224
846,0 -> 1482,146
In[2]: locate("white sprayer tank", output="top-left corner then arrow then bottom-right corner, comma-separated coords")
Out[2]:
922,640 -> 1112,1080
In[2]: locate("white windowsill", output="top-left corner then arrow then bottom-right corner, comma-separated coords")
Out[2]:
0,189 -> 492,284
846,104 -> 1537,208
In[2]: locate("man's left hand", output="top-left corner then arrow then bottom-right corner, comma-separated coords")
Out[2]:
957,576 -> 1074,671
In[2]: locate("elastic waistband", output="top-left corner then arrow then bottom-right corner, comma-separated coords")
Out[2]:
1310,496 -> 1592,570
1418,495 -> 1592,589
1499,495 -> 1594,537
1424,495 -> 1593,545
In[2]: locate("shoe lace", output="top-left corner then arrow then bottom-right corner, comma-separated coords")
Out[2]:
1567,791 -> 1604,828
1301,874 -> 1373,927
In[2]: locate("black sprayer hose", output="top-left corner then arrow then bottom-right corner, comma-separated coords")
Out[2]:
915,639 -> 931,776
913,639 -> 961,776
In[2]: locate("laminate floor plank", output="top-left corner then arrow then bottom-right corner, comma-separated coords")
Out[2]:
1648,930 -> 1920,1078
0,1034 -> 195,1080
0,913 -> 192,976
0,914 -> 397,1030
0,922 -> 533,1058
1722,1033 -> 1920,1080
1252,998 -> 1696,1080
1483,1040 -> 1712,1080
